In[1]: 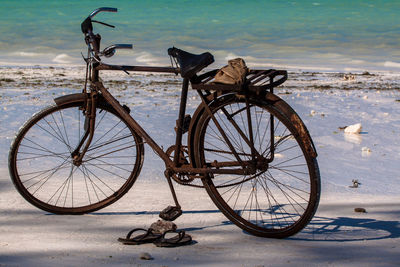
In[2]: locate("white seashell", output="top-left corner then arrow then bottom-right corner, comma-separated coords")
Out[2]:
344,123 -> 362,134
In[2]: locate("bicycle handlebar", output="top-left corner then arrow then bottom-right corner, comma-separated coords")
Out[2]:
81,7 -> 117,34
81,7 -> 133,60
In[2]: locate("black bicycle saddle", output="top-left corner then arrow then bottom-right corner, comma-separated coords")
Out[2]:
168,47 -> 214,79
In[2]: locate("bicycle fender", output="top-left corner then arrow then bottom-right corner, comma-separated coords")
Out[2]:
265,92 -> 318,158
54,93 -> 117,111
54,93 -> 87,106
187,97 -> 208,165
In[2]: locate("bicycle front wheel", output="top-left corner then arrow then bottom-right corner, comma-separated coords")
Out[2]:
9,99 -> 144,214
193,93 -> 320,238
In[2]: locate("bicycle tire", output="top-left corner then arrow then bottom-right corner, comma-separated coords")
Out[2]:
8,99 -> 144,214
192,93 -> 320,238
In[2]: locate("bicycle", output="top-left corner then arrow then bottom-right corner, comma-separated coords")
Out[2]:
8,7 -> 320,238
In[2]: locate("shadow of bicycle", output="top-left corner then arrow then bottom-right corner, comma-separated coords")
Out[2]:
86,207 -> 400,242
292,215 -> 400,242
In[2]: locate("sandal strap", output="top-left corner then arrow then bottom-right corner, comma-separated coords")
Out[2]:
161,230 -> 186,244
126,228 -> 148,239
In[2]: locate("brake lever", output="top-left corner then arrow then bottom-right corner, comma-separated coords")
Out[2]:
91,20 -> 115,28
80,52 -> 89,63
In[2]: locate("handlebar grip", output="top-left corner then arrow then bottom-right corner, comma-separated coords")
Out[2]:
114,44 -> 133,49
89,7 -> 117,18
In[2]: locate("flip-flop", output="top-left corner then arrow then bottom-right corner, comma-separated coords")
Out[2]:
153,230 -> 193,247
118,228 -> 162,245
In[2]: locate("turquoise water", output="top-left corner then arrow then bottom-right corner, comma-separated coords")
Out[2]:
1,0 -> 399,71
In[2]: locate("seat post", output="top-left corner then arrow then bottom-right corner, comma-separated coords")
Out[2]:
157,77 -> 189,222
173,77 -> 189,167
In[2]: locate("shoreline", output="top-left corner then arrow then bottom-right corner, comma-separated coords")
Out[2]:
1,64 -> 399,92
2,50 -> 400,73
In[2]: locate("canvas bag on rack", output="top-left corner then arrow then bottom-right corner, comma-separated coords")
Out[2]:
214,58 -> 248,85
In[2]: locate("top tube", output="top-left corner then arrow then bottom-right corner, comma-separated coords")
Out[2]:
95,63 -> 180,75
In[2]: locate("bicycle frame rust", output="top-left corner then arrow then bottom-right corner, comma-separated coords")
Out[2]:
77,62 -> 253,176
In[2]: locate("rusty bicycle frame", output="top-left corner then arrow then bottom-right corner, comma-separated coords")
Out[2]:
74,7 -> 278,211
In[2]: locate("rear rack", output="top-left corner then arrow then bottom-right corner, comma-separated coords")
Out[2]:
191,69 -> 287,94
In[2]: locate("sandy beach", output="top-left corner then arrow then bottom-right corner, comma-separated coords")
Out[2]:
1,66 -> 399,266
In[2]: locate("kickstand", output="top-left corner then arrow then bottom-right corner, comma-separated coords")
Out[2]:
160,170 -> 182,221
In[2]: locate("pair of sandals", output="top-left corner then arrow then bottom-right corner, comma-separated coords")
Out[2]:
118,228 -> 192,247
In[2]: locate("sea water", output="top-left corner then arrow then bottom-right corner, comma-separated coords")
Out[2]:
0,0 -> 399,71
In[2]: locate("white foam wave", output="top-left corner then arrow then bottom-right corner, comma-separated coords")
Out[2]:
52,54 -> 74,64
11,52 -> 44,57
135,52 -> 163,66
383,61 -> 400,68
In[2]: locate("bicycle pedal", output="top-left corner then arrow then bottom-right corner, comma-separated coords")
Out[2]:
159,206 -> 182,221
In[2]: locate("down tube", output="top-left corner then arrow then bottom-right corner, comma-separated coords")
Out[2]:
95,82 -> 174,167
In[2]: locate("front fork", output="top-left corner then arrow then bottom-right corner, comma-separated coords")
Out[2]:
71,90 -> 98,166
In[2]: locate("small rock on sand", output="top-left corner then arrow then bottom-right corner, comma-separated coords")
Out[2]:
354,208 -> 367,213
362,147 -> 371,153
139,252 -> 153,260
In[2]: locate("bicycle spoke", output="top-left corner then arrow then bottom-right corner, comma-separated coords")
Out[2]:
257,177 -> 290,227
19,143 -> 70,156
270,164 -> 310,184
28,158 -> 71,194
83,161 -> 128,181
80,164 -> 116,194
59,109 -> 72,151
77,166 -> 102,202
86,139 -> 135,158
217,107 -> 244,151
84,156 -> 133,174
19,137 -> 70,161
208,121 -> 242,152
90,112 -> 122,147
258,177 -> 281,228
49,113 -> 73,152
87,134 -> 133,153
20,164 -> 71,180
264,172 -> 309,202
82,166 -> 92,205
83,143 -> 137,163
227,104 -> 246,152
49,165 -> 77,207
16,151 -> 69,161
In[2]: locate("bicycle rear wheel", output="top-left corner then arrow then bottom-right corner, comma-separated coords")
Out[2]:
9,99 -> 144,214
193,93 -> 320,238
